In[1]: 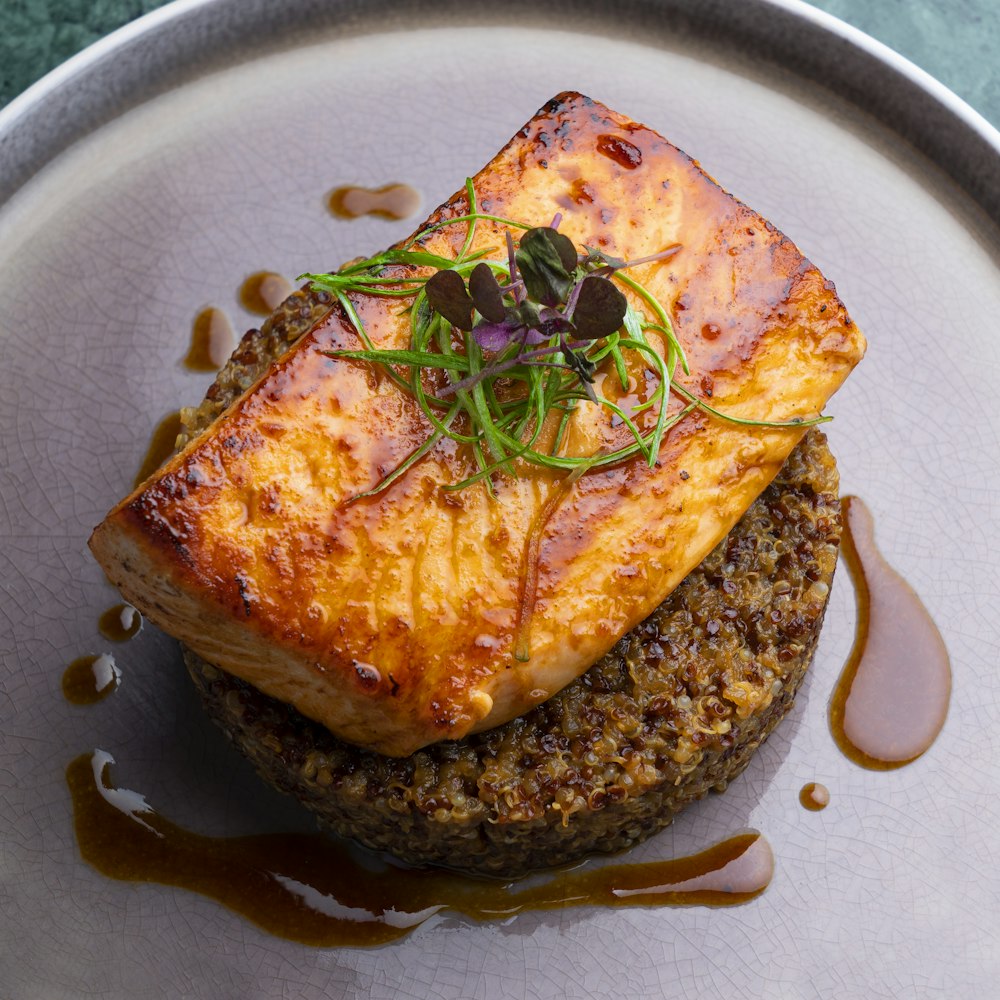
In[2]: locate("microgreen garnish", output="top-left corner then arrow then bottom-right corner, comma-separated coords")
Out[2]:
299,179 -> 829,497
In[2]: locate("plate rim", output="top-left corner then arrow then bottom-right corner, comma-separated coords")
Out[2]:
1,2 -> 998,995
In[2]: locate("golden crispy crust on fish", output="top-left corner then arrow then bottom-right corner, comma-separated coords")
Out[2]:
90,92 -> 865,756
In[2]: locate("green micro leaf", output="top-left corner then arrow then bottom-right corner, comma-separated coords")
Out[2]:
515,227 -> 577,306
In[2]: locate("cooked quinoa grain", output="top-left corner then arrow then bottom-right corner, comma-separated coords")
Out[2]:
181,285 -> 842,876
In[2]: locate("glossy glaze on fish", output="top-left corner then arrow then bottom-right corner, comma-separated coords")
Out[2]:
90,93 -> 865,756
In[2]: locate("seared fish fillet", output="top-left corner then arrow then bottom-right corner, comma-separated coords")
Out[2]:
90,92 -> 865,756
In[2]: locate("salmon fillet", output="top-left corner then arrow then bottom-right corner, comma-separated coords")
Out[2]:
89,92 -> 865,756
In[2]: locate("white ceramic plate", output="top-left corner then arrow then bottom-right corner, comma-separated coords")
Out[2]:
2,1 -> 998,996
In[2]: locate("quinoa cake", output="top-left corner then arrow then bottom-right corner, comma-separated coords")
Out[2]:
89,93 -> 864,759
181,289 -> 841,875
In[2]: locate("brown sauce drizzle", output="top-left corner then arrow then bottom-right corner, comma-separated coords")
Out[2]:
133,410 -> 183,487
799,782 -> 830,812
183,307 -> 234,372
68,751 -> 773,948
98,603 -> 142,642
328,183 -> 421,221
829,496 -> 951,770
63,656 -> 120,705
239,271 -> 293,316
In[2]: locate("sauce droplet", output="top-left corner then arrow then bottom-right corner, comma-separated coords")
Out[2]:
829,496 -> 951,769
799,782 -> 830,811
133,410 -> 183,487
596,134 -> 643,169
98,603 -> 142,642
239,271 -> 293,316
327,183 -> 421,221
183,307 -> 234,372
63,655 -> 120,705
68,751 -> 774,948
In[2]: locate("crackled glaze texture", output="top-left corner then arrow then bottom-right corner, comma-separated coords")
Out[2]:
2,3 -> 999,999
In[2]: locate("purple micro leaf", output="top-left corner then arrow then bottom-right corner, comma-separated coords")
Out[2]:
572,275 -> 628,340
537,315 -> 574,339
468,262 -> 506,323
522,326 -> 550,345
426,269 -> 474,330
473,319 -> 518,351
550,212 -> 563,230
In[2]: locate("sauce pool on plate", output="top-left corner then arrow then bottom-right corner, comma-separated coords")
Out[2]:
98,603 -> 142,643
799,782 -> 830,811
182,307 -> 234,372
133,411 -> 184,488
327,183 -> 421,221
239,271 -> 293,316
828,496 -> 951,770
63,655 -> 120,705
67,750 -> 773,947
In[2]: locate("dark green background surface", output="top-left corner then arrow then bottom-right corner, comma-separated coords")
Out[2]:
1,0 -> 998,128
